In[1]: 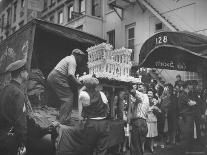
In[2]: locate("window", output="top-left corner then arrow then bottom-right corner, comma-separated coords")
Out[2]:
126,24 -> 135,60
107,30 -> 115,49
67,4 -> 73,21
49,15 -> 55,23
21,0 -> 25,8
19,21 -> 24,28
92,0 -> 101,17
58,10 -> 64,24
1,14 -> 5,32
79,0 -> 85,14
155,22 -> 163,32
12,26 -> 16,33
43,0 -> 48,10
50,0 -> 55,6
76,25 -> 83,31
7,8 -> 11,25
13,2 -> 17,22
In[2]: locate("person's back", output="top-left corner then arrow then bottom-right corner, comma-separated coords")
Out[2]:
54,55 -> 76,76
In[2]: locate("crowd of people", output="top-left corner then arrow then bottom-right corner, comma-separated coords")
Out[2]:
1,47 -> 207,155
121,74 -> 207,154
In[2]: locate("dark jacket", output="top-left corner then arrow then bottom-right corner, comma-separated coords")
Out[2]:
178,90 -> 194,115
0,80 -> 27,145
188,90 -> 202,116
82,90 -> 109,118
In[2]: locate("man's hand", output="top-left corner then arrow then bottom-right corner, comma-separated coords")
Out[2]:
188,100 -> 196,106
17,146 -> 26,155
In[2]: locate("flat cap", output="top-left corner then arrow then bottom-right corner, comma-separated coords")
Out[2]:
6,59 -> 26,72
72,49 -> 85,55
83,77 -> 99,89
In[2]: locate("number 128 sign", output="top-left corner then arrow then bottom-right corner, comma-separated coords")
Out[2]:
155,36 -> 168,45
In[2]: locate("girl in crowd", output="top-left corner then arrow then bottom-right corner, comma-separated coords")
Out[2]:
146,89 -> 161,153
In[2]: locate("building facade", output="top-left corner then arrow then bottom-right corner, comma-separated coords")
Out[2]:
0,0 -> 207,88
0,0 -> 43,42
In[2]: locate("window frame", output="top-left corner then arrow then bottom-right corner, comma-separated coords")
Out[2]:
126,23 -> 135,61
13,1 -> 17,23
79,0 -> 86,14
58,10 -> 64,25
155,22 -> 163,32
1,14 -> 5,32
92,0 -> 101,17
49,14 -> 55,23
107,30 -> 115,49
67,4 -> 73,21
21,0 -> 25,8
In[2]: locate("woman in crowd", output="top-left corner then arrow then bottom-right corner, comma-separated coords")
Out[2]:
154,84 -> 164,148
159,84 -> 171,148
146,89 -> 161,153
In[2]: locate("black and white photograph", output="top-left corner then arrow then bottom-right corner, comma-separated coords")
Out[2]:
0,0 -> 207,155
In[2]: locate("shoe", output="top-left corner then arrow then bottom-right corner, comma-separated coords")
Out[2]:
160,144 -> 165,148
150,148 -> 154,153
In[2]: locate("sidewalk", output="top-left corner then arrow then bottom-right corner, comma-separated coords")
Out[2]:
125,136 -> 207,155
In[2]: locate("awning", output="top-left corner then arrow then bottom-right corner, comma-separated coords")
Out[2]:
138,31 -> 207,72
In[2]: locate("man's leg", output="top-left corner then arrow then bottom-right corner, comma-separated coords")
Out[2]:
130,119 -> 143,155
182,115 -> 194,152
194,114 -> 202,142
47,70 -> 74,125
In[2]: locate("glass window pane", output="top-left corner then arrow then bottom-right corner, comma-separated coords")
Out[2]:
128,39 -> 134,49
128,27 -> 134,39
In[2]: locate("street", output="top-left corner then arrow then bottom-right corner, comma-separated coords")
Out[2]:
124,136 -> 207,155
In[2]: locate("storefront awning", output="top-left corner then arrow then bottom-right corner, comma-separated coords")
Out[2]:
138,31 -> 207,72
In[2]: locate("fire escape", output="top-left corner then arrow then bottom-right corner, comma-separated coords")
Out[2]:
109,0 -> 180,84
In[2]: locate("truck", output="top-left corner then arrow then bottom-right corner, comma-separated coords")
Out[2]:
0,18 -> 105,155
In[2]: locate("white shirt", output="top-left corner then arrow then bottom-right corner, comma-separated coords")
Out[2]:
78,91 -> 108,119
134,91 -> 149,120
55,55 -> 77,76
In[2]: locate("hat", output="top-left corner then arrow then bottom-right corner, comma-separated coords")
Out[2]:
72,49 -> 85,55
82,77 -> 99,89
6,59 -> 26,72
176,74 -> 181,78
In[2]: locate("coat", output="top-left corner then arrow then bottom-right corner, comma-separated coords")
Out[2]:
0,80 -> 27,146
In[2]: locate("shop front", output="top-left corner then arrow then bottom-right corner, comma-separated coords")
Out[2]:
137,31 -> 207,89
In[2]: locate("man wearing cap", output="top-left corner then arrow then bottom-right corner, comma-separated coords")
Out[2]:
47,49 -> 86,125
178,80 -> 197,153
174,74 -> 184,88
56,77 -> 109,155
0,59 -> 28,155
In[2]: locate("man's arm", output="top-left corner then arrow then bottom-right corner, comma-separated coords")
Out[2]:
67,57 -> 82,87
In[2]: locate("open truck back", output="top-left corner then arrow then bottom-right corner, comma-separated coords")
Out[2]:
0,18 -> 105,107
0,18 -> 105,87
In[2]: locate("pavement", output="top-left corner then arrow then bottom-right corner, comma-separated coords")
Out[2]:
124,136 -> 207,155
